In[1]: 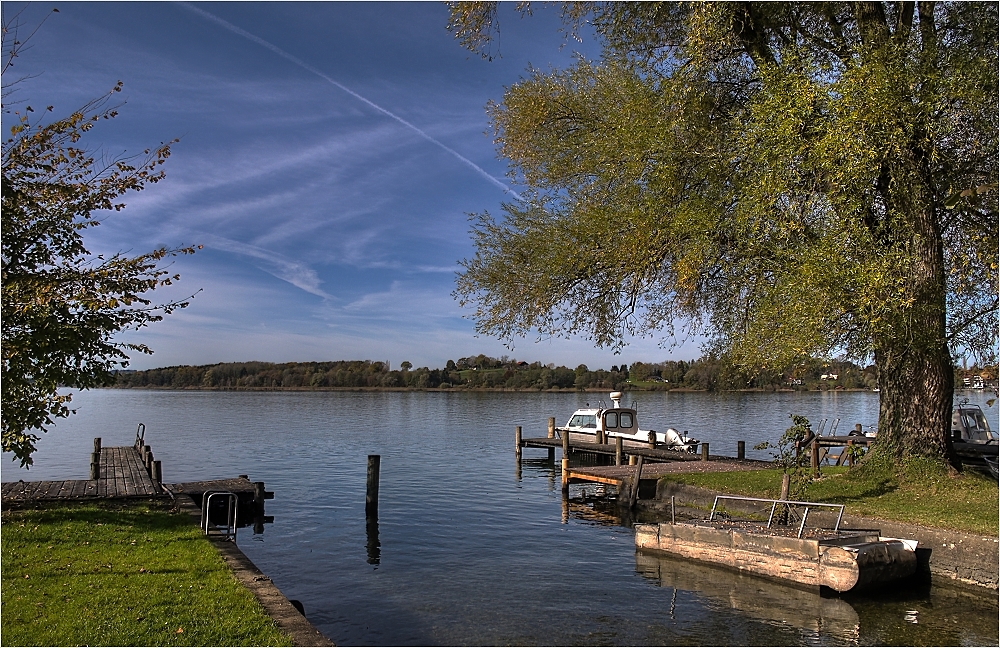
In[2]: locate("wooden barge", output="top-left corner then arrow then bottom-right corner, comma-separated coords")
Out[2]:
634,496 -> 918,592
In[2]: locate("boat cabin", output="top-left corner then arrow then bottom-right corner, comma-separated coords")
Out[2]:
565,408 -> 639,436
952,404 -> 997,443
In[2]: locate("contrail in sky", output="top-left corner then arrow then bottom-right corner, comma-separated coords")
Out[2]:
179,3 -> 522,202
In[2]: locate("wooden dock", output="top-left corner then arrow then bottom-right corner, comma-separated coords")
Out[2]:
2,445 -> 163,503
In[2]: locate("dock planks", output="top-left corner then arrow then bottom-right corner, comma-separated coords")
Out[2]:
1,446 -> 163,504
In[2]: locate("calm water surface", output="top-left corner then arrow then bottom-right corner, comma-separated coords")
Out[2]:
3,390 -> 997,646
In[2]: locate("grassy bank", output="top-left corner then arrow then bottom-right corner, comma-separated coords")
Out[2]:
659,460 -> 998,536
1,500 -> 291,647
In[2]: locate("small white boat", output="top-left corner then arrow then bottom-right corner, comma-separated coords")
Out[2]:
558,392 -> 699,452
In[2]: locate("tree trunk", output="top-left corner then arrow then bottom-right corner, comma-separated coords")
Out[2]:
872,141 -> 956,466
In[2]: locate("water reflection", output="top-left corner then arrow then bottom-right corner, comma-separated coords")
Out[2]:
635,549 -> 861,643
365,513 -> 380,566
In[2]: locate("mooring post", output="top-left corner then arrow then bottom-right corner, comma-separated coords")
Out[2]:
615,436 -> 623,466
253,481 -> 265,512
152,460 -> 162,485
648,430 -> 657,450
93,437 -> 102,453
811,439 -> 820,476
366,455 -> 380,514
90,453 -> 100,480
145,450 -> 154,477
737,440 -> 745,460
515,426 -> 522,460
701,442 -> 710,462
561,456 -> 570,493
854,423 -> 863,434
547,417 -> 556,462
628,455 -> 645,510
562,426 -> 570,459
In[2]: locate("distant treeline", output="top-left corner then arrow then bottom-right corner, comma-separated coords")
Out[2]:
109,354 -> 956,392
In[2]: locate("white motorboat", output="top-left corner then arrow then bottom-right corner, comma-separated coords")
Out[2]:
558,391 -> 699,452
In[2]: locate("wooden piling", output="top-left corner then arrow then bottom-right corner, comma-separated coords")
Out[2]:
253,481 -> 265,513
615,436 -> 623,466
366,455 -> 380,514
648,430 -> 656,450
547,417 -> 556,462
561,457 -> 570,493
701,442 -> 709,462
144,450 -> 154,477
93,437 -> 102,453
737,440 -> 745,460
811,439 -> 820,476
152,460 -> 162,485
515,426 -> 522,459
562,427 -> 570,458
627,455 -> 645,510
90,453 -> 100,480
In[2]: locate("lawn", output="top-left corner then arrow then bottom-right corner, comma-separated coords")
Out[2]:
1,500 -> 291,647
658,459 -> 998,536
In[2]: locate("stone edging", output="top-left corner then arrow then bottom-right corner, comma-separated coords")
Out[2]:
650,481 -> 999,590
172,494 -> 335,646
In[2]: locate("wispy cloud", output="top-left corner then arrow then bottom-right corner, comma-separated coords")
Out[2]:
178,2 -> 523,202
201,234 -> 333,299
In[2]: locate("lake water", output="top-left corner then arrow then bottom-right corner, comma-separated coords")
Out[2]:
3,389 -> 997,646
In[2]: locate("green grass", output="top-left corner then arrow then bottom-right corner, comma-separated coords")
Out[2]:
1,500 -> 292,647
659,459 -> 999,535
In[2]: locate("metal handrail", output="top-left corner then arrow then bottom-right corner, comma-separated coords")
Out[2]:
709,495 -> 845,538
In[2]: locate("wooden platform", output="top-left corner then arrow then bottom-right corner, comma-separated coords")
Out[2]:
564,457 -> 770,497
1,446 -> 163,504
521,436 -> 711,462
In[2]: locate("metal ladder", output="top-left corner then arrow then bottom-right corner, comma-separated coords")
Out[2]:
202,491 -> 238,541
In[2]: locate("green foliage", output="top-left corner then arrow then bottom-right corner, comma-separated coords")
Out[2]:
1,88 -> 197,466
449,2 -> 999,462
754,414 -> 815,499
0,501 -> 291,646
1,15 -> 198,466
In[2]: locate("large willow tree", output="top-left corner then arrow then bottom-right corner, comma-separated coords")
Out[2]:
449,2 -> 998,466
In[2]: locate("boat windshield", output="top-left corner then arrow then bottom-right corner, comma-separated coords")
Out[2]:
956,408 -> 997,442
569,414 -> 597,428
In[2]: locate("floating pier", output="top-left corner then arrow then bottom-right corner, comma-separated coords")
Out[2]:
635,495 -> 918,592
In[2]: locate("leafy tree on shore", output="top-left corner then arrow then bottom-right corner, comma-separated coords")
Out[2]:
448,2 -> 998,467
1,15 -> 197,466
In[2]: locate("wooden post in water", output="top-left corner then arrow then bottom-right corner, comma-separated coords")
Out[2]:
737,441 -> 745,460
366,455 -> 380,514
701,442 -> 710,462
547,417 -> 556,462
561,427 -> 570,493
93,437 -> 102,453
515,426 -> 522,460
152,460 -> 162,485
648,430 -> 656,450
144,450 -> 154,477
627,455 -> 645,510
254,482 -> 265,514
615,436 -> 623,466
90,453 -> 100,480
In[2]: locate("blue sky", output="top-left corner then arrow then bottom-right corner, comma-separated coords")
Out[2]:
5,2 -> 703,371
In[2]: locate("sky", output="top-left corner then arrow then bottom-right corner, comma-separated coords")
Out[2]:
4,2 -> 704,371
